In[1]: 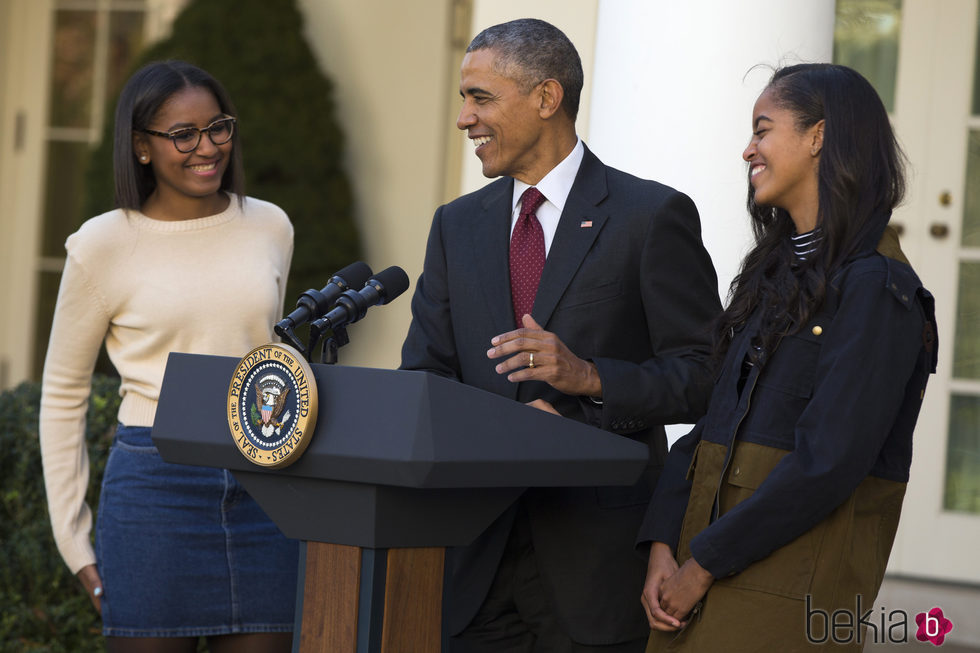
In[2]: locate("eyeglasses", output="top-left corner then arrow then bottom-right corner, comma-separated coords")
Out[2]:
142,116 -> 236,153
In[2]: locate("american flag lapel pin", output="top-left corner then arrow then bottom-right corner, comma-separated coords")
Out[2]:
580,219 -> 593,228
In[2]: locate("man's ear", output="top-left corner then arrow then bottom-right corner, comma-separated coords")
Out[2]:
537,79 -> 565,120
810,119 -> 825,157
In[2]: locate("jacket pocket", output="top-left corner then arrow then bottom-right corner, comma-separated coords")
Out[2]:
756,333 -> 820,399
558,279 -> 622,309
715,442 -> 818,599
676,441 -> 727,563
740,332 -> 822,445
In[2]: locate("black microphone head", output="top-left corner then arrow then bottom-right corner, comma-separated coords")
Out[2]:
307,260 -> 374,316
367,266 -> 410,304
335,261 -> 373,290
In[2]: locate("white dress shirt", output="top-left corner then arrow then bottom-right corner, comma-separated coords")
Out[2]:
510,138 -> 585,257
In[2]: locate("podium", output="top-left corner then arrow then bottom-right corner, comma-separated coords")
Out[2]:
152,353 -> 648,652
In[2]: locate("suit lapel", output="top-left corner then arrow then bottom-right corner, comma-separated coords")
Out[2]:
532,147 -> 609,329
471,179 -> 516,335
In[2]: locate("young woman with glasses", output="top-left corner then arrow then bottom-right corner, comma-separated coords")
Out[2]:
40,60 -> 297,652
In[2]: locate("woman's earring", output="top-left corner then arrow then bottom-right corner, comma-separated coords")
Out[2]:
139,155 -> 148,163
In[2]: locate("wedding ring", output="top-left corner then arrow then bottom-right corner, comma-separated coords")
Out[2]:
93,586 -> 103,598
529,353 -> 535,368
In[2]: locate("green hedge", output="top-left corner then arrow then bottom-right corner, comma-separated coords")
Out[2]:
0,376 -> 119,652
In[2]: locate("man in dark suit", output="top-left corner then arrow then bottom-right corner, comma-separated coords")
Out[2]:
400,18 -> 721,653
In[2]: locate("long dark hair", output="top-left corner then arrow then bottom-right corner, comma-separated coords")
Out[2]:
714,63 -> 907,360
113,60 -> 245,210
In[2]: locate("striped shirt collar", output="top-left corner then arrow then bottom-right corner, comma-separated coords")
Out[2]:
791,227 -> 822,262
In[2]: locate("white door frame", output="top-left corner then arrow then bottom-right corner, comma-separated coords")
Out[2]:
888,0 -> 980,584
0,0 -> 54,390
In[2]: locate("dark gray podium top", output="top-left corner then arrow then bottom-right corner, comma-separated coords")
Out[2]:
153,353 -> 648,548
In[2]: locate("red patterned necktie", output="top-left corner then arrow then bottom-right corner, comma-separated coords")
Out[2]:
509,187 -> 546,328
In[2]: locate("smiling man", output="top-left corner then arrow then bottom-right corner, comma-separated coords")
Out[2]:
400,18 -> 721,653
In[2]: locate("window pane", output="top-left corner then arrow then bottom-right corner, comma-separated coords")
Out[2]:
965,130 -> 980,248
833,0 -> 902,112
945,394 -> 980,513
41,140 -> 90,258
973,6 -> 980,116
49,10 -> 96,128
953,261 -> 980,380
106,11 -> 146,110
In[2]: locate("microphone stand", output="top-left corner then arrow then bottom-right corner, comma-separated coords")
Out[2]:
274,323 -> 305,352
306,321 -> 349,365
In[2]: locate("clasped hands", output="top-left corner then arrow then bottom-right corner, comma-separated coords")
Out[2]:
641,542 -> 714,631
487,314 -> 601,412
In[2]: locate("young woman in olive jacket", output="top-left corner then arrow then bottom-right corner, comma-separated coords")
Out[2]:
638,64 -> 938,652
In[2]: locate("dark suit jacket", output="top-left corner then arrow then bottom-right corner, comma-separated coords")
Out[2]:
400,145 -> 721,645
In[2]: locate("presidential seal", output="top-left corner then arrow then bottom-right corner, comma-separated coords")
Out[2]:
227,343 -> 318,468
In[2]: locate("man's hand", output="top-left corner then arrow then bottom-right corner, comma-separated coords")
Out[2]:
488,314 -> 602,397
641,542 -> 685,631
525,398 -> 560,415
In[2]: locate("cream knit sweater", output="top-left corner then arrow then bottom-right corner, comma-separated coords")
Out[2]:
39,195 -> 294,574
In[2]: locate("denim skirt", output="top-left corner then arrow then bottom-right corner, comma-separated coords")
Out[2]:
95,425 -> 299,637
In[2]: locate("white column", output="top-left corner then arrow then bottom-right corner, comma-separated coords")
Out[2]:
588,0 -> 835,299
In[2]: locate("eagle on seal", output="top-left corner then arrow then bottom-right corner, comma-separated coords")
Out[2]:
254,375 -> 292,438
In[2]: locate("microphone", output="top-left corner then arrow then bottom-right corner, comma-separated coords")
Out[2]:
274,261 -> 373,337
310,266 -> 410,332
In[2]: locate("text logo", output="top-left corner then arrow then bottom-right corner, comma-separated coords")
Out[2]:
806,596 -> 955,646
915,607 -> 954,647
806,595 -> 906,645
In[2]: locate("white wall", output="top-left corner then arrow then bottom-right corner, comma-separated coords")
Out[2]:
0,0 -> 11,389
296,0 -> 455,369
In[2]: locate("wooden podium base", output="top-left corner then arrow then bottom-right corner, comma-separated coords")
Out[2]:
297,542 -> 444,653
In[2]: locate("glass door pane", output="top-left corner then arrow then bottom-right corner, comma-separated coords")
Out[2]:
946,394 -> 980,512
33,2 -> 147,378
833,0 -> 903,111
943,5 -> 980,515
49,10 -> 97,128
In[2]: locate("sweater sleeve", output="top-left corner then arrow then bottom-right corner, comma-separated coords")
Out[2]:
274,211 -> 294,321
39,251 -> 111,574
